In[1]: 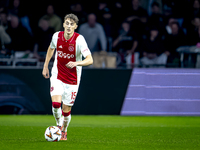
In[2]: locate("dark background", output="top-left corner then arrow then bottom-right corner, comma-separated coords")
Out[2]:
0,68 -> 132,115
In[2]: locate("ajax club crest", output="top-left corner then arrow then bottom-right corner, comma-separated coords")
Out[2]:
68,46 -> 74,52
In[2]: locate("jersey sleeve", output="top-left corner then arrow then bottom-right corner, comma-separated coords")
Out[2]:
50,32 -> 59,49
77,35 -> 91,58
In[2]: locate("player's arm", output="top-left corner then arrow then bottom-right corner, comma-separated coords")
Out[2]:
76,54 -> 93,66
66,54 -> 93,69
42,45 -> 55,78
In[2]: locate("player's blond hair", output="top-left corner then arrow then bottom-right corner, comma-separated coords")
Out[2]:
64,13 -> 79,25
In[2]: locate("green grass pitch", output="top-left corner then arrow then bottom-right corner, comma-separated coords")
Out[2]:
0,115 -> 199,150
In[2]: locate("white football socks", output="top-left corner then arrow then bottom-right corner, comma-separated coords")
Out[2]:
63,114 -> 71,132
52,106 -> 62,126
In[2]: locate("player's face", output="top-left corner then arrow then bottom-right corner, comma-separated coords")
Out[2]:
63,19 -> 77,35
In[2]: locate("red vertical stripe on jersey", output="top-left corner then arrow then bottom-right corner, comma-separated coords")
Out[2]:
131,54 -> 134,63
56,31 -> 79,85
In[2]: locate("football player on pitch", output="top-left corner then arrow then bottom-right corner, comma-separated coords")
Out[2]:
42,13 -> 93,140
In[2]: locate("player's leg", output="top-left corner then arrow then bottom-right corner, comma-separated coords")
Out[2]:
51,95 -> 63,129
60,84 -> 78,140
60,104 -> 72,140
50,77 -> 64,128
62,104 -> 72,132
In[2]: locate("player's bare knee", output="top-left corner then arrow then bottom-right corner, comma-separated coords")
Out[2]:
51,95 -> 62,103
62,105 -> 71,117
62,104 -> 72,113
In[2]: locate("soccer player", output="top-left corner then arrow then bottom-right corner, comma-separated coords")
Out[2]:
42,13 -> 93,140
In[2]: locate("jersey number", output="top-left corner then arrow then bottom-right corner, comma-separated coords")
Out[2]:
71,92 -> 77,100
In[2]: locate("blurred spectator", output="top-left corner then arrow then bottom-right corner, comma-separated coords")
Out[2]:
78,13 -> 107,52
8,0 -> 21,15
0,8 -> 9,30
8,0 -> 33,35
96,2 -> 118,52
70,2 -> 87,27
164,21 -> 187,66
126,0 -> 148,22
5,14 -> 33,55
151,1 -> 162,14
112,21 -> 138,65
111,1 -> 125,25
140,26 -> 168,66
0,25 -> 11,56
165,16 -> 177,35
183,0 -> 200,30
96,1 -> 113,23
96,1 -> 108,19
0,8 -> 11,58
140,0 -> 163,16
0,0 -> 9,10
100,9 -> 115,37
163,0 -> 187,18
162,4 -> 173,25
1,0 -> 199,68
148,2 -> 165,34
185,18 -> 200,67
100,9 -> 116,52
96,2 -> 118,39
125,0 -> 148,51
190,0 -> 200,17
33,18 -> 54,61
187,16 -> 200,45
39,4 -> 62,32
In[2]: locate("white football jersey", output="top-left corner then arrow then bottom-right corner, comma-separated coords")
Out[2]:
50,31 -> 91,85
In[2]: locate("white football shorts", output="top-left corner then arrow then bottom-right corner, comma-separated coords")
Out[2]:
50,77 -> 79,106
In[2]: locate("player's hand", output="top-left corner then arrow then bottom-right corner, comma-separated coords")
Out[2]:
42,67 -> 49,79
66,61 -> 77,69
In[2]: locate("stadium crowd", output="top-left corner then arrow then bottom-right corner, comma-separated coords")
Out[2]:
0,0 -> 200,68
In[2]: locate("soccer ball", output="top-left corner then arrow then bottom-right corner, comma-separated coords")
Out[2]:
44,126 -> 61,142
